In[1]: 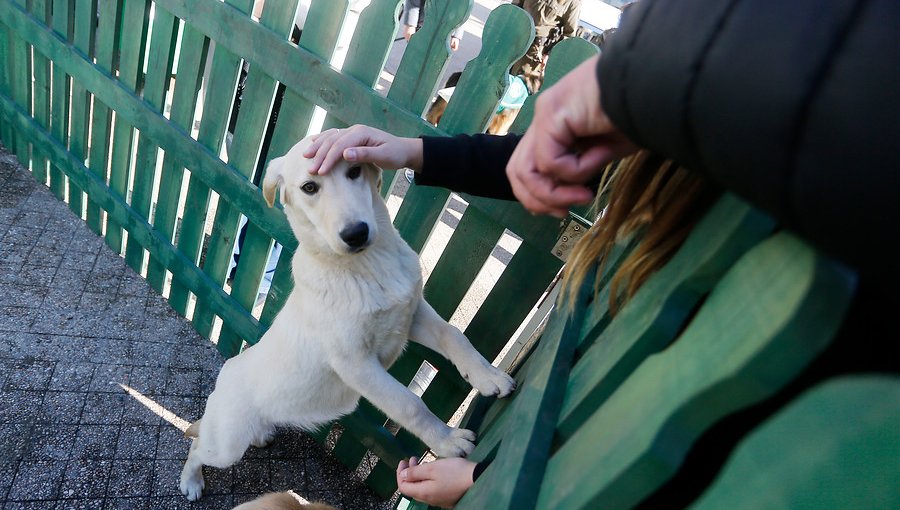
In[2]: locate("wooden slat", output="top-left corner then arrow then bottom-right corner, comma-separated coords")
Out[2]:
7,0 -> 31,166
47,0 -> 72,201
166,26 -> 248,316
28,0 -> 52,185
0,90 -> 262,343
66,0 -> 97,221
152,0 -> 442,138
105,0 -> 149,253
390,0 -> 472,115
145,25 -> 210,293
536,233 -> 855,510
375,5 -> 537,422
690,377 -> 900,510
0,20 -> 10,146
123,6 -> 179,273
557,195 -> 775,440
85,0 -> 122,236
456,268 -> 593,510
329,0 -> 402,89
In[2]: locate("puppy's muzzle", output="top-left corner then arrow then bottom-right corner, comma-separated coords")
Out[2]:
340,222 -> 370,252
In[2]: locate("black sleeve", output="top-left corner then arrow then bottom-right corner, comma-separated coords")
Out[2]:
416,133 -> 522,201
598,0 -> 900,283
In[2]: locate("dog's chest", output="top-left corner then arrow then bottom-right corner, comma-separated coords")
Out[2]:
354,273 -> 419,367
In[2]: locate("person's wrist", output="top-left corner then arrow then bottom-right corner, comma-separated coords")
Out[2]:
403,137 -> 424,171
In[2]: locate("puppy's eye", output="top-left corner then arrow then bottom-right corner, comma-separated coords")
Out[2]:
347,166 -> 362,180
300,181 -> 319,195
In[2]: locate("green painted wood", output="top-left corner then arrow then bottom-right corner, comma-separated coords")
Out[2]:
123,6 -> 178,273
0,22 -> 10,147
333,0 -> 402,89
690,376 -> 900,510
7,0 -> 31,166
166,39 -> 247,316
536,233 -> 856,510
425,210 -> 504,318
317,0 -> 402,136
438,4 -> 534,132
28,0 -> 52,185
152,0 -> 441,139
257,245 -> 293,328
389,0 -> 471,116
66,0 -> 97,220
557,195 -> 775,441
216,0 -> 350,356
85,0 -> 122,236
573,238 -> 637,355
0,1 -> 295,259
339,401 -> 418,466
48,0 -> 72,201
105,0 -> 149,253
145,26 -> 210,293
456,269 -> 591,510
0,89 -> 263,344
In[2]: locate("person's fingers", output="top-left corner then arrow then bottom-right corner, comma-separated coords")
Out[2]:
509,166 -> 593,217
307,128 -> 370,174
409,456 -> 419,467
397,460 -> 409,475
304,130 -> 343,174
343,145 -> 398,169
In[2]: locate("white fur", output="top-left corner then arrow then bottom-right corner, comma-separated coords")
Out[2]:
180,137 -> 516,501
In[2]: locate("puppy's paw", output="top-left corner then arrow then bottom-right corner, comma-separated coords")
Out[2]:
251,430 -> 275,449
468,364 -> 517,398
179,466 -> 205,501
431,427 -> 476,458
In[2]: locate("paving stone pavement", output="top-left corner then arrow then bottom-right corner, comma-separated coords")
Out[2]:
0,146 -> 392,509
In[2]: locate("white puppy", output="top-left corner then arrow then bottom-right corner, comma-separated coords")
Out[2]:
180,137 -> 516,501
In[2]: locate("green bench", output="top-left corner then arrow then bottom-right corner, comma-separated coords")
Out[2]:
402,193 -> 899,509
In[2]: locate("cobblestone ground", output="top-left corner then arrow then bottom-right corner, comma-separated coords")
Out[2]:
0,146 -> 390,509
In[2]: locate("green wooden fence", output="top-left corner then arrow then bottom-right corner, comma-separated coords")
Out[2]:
0,0 -> 602,499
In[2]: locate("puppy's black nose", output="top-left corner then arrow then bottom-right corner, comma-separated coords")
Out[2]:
339,222 -> 369,250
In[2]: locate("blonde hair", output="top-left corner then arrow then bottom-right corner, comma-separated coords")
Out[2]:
560,151 -> 718,314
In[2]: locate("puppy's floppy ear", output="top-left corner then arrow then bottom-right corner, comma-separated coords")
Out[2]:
262,155 -> 286,207
369,164 -> 383,194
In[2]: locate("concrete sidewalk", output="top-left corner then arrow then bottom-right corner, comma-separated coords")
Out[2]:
0,146 -> 389,509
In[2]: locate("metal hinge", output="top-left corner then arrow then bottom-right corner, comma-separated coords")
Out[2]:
552,216 -> 590,262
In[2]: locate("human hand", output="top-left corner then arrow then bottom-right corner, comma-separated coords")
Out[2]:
404,24 -> 416,41
302,125 -> 423,175
397,456 -> 477,509
506,54 -> 639,217
449,36 -> 460,51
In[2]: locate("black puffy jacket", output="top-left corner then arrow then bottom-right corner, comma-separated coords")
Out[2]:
599,0 -> 900,283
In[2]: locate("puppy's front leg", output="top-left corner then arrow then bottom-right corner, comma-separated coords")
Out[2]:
409,298 -> 516,398
331,353 -> 475,458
